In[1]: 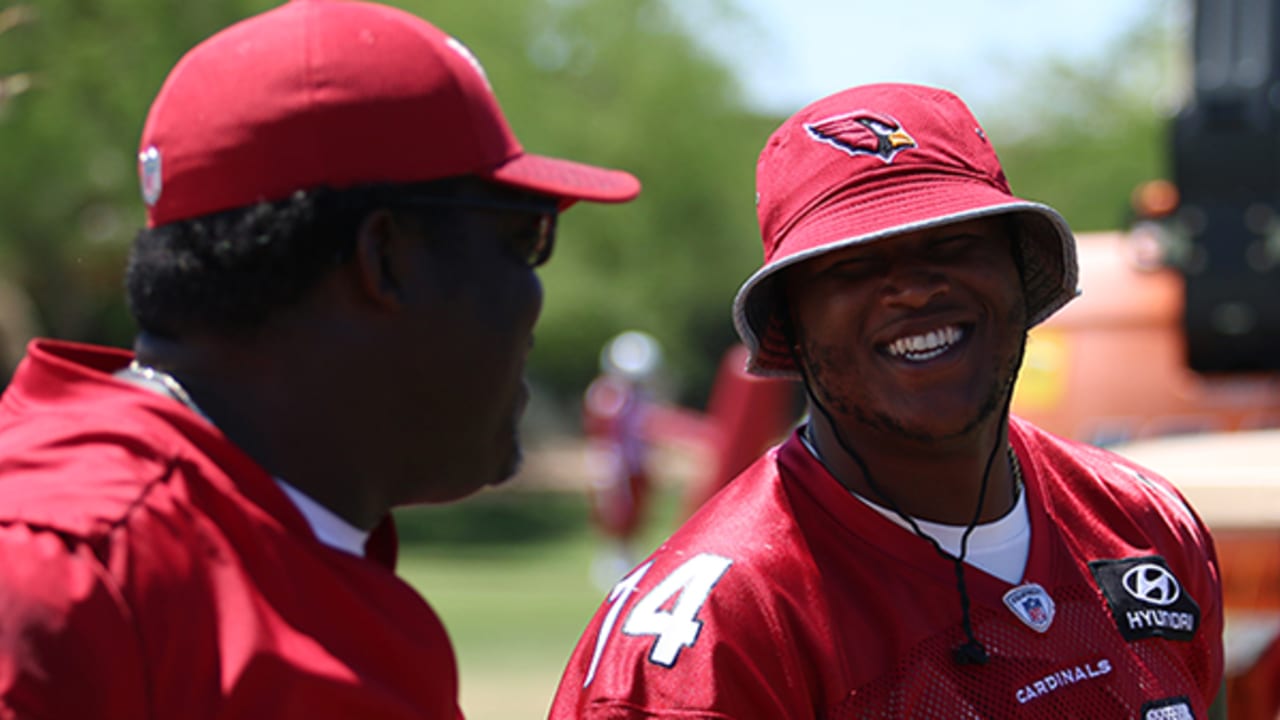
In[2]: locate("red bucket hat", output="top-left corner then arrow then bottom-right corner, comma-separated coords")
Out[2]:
137,0 -> 640,228
733,83 -> 1079,377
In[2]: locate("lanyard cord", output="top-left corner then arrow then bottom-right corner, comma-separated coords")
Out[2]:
792,338 -> 1026,666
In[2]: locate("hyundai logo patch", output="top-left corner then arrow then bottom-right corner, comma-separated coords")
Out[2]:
1003,582 -> 1055,633
1089,556 -> 1200,642
1123,563 -> 1181,606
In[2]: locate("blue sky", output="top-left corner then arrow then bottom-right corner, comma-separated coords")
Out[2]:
688,0 -> 1181,116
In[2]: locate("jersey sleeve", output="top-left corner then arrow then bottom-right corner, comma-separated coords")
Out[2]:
549,546 -> 831,720
0,523 -> 148,719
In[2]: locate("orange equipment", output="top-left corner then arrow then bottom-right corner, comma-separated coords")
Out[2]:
1012,231 -> 1280,445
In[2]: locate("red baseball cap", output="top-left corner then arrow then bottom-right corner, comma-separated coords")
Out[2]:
137,0 -> 640,228
733,83 -> 1079,377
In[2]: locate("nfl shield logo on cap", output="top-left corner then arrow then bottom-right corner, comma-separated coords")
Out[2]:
139,146 -> 163,207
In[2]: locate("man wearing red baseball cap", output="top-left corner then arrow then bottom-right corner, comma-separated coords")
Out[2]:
551,83 -> 1224,718
0,1 -> 637,717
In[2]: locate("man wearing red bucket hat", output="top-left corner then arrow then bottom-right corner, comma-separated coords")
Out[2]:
551,84 -> 1224,718
0,1 -> 637,717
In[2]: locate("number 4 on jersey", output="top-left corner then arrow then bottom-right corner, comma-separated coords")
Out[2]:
623,553 -> 733,666
584,553 -> 733,686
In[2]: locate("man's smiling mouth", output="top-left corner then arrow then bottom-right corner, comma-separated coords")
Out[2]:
883,325 -> 967,362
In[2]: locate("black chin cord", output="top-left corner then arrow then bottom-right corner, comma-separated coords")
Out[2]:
793,342 -> 1025,667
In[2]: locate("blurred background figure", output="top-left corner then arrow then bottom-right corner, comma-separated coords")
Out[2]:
583,330 -> 665,587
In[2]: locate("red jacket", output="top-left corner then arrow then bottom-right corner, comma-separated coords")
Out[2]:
0,339 -> 463,719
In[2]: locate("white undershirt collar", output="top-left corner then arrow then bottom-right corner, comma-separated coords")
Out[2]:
800,430 -> 1031,583
275,478 -> 370,557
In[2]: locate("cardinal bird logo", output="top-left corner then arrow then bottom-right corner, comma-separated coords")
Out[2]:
804,111 -> 917,163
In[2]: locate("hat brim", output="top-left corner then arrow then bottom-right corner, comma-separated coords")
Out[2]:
490,152 -> 641,209
733,175 -> 1078,378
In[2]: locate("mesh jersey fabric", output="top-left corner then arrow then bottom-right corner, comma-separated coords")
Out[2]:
0,339 -> 464,719
550,418 -> 1223,719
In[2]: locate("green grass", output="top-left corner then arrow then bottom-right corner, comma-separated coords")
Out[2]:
394,487 -> 683,719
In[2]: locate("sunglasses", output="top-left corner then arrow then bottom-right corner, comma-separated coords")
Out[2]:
395,195 -> 559,268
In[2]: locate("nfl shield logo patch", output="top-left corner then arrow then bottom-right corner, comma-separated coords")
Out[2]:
139,146 -> 163,206
1004,583 -> 1056,633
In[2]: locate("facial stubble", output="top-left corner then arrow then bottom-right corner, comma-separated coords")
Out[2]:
801,317 -> 1028,445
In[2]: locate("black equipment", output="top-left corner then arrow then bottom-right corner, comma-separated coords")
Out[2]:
1172,0 -> 1280,372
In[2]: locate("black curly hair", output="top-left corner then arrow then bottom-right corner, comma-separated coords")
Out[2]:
125,179 -> 469,340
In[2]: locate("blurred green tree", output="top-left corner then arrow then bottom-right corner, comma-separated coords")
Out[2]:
420,0 -> 778,406
0,0 -> 265,346
987,2 -> 1187,233
0,4 -> 39,378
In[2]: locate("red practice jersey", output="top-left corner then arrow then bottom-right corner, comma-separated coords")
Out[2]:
551,418 -> 1223,719
0,340 -> 464,719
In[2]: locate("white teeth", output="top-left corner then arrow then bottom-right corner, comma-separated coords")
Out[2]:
885,325 -> 965,361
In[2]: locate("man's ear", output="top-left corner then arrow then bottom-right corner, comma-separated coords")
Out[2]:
351,209 -> 409,310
